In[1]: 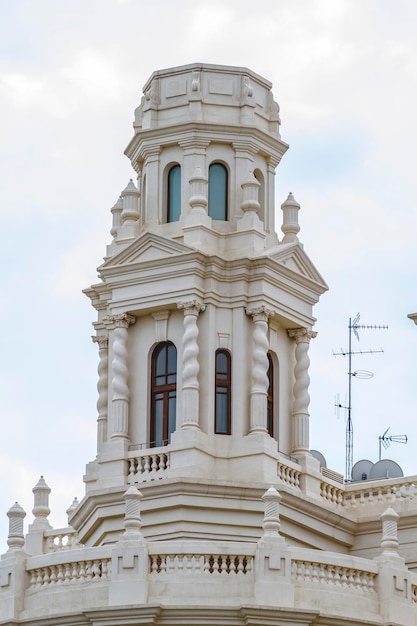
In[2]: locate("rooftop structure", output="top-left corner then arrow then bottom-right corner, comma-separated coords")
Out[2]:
1,63 -> 416,626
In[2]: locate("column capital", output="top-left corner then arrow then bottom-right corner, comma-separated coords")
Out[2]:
103,313 -> 136,329
246,306 -> 275,322
177,299 -> 206,315
288,327 -> 317,343
92,334 -> 109,349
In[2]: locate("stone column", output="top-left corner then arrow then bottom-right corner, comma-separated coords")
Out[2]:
92,334 -> 109,452
177,300 -> 205,429
104,314 -> 136,440
287,328 -> 317,454
246,306 -> 275,433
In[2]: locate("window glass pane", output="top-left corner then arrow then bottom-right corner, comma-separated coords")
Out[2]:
167,344 -> 177,374
168,164 -> 181,222
168,390 -> 176,442
208,163 -> 227,220
156,347 -> 166,376
216,351 -> 228,375
215,390 -> 228,434
153,396 -> 164,446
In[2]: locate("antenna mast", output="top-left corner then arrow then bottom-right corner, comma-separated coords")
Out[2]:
333,313 -> 387,481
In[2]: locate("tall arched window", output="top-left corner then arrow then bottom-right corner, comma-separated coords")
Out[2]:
151,341 -> 177,446
208,163 -> 228,220
267,353 -> 274,436
214,349 -> 231,434
167,164 -> 181,222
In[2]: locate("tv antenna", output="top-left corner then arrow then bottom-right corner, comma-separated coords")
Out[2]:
333,312 -> 388,481
378,427 -> 407,461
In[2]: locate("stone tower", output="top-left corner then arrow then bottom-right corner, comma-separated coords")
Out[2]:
2,63 -> 416,626
77,63 -> 328,545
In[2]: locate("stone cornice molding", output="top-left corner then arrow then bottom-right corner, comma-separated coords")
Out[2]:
103,313 -> 136,330
92,335 -> 109,349
288,328 -> 317,343
179,137 -> 210,152
138,144 -> 161,161
177,299 -> 206,316
232,140 -> 258,158
246,305 -> 276,322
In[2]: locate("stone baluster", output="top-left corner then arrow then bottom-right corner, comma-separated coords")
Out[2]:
281,192 -> 300,243
104,314 -> 136,439
287,328 -> 317,454
177,300 -> 206,429
7,502 -> 26,551
380,507 -> 400,556
92,334 -> 109,451
262,486 -> 282,538
246,306 -> 275,433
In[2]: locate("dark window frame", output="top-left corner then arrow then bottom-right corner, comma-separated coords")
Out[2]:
267,353 -> 274,436
214,349 -> 231,435
167,164 -> 181,223
150,341 -> 177,446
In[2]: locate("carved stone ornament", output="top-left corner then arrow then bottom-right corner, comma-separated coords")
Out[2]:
177,300 -> 206,315
92,335 -> 109,349
246,306 -> 276,321
103,313 -> 136,329
287,328 -> 317,343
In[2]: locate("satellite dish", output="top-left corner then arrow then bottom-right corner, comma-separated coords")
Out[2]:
310,450 -> 327,468
369,459 -> 403,480
351,459 -> 373,482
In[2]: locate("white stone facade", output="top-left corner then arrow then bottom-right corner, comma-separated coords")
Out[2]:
1,63 -> 416,626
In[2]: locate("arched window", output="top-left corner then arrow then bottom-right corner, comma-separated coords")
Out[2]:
151,341 -> 177,446
267,353 -> 274,436
214,349 -> 231,434
167,164 -> 181,222
208,163 -> 228,220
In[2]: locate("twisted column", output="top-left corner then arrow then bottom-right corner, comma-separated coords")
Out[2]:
92,335 -> 109,451
177,300 -> 205,428
104,313 -> 136,439
246,306 -> 275,433
380,507 -> 400,556
288,328 -> 317,453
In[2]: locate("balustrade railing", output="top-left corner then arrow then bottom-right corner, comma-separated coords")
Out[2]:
44,528 -> 81,552
128,449 -> 170,483
320,474 -> 416,508
292,559 -> 376,591
28,556 -> 111,589
149,553 -> 253,575
277,460 -> 301,489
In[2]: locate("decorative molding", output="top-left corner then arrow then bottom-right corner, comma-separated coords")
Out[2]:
177,300 -> 206,315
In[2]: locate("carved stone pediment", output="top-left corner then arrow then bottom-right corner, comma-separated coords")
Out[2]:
100,232 -> 196,270
266,243 -> 328,291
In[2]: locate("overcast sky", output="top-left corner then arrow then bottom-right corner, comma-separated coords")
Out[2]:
1,0 -> 416,551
